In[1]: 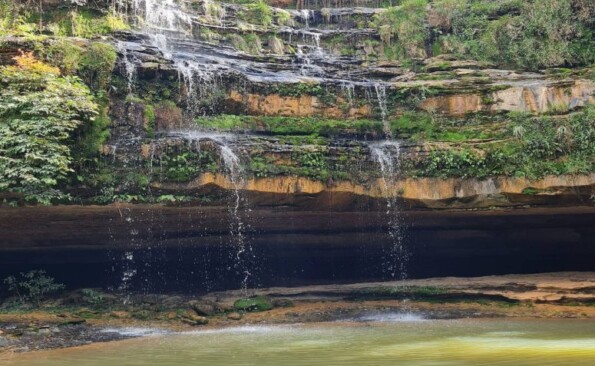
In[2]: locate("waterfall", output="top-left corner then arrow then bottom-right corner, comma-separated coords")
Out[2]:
300,9 -> 312,28
370,141 -> 408,280
131,0 -> 193,33
294,30 -> 325,76
114,0 -> 409,291
130,0 -> 194,57
117,41 -> 137,93
174,59 -> 220,114
341,82 -> 355,107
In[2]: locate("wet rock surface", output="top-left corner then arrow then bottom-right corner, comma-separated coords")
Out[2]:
0,322 -> 134,353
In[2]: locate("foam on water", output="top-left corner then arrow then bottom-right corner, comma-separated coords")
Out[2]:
357,312 -> 425,323
101,327 -> 171,337
184,325 -> 295,335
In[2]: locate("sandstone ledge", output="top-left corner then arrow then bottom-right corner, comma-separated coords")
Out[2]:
152,173 -> 595,209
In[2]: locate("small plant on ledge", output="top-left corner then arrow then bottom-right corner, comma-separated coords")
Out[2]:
3,270 -> 65,307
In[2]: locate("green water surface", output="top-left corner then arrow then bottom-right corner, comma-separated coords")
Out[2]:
4,318 -> 595,365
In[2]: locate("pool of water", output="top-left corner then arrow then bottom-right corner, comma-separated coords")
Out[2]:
5,318 -> 595,365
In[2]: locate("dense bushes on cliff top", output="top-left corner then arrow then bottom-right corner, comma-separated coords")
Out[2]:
0,0 -> 128,37
373,0 -> 594,69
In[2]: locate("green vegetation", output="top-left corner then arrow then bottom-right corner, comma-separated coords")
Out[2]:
432,0 -> 594,70
0,53 -> 98,204
239,0 -> 273,28
363,286 -> 447,296
81,288 -> 106,306
369,0 -> 594,70
269,83 -> 325,97
404,106 -> 595,179
196,115 -> 384,137
0,1 -> 129,38
68,11 -> 129,38
390,111 -> 499,141
373,0 -> 429,60
79,42 -> 118,90
229,33 -> 262,55
3,270 -> 65,306
233,296 -> 273,312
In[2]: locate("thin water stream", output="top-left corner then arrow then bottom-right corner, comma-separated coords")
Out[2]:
370,141 -> 407,279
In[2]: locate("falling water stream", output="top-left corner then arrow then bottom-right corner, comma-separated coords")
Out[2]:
374,83 -> 390,136
370,141 -> 408,279
117,41 -> 137,93
166,131 -> 254,291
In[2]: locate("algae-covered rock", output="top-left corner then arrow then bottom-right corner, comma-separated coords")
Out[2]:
131,310 -> 151,320
233,296 -> 273,312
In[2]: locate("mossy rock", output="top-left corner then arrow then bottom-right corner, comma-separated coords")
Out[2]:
131,310 -> 152,320
233,296 -> 273,312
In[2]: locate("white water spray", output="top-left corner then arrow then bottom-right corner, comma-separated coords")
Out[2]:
168,131 -> 253,291
374,83 -> 390,137
117,41 -> 137,92
370,141 -> 408,280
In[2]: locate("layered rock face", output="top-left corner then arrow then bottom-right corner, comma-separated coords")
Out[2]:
87,0 -> 594,209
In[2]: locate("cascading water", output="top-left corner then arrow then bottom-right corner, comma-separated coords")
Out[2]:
300,9 -> 312,28
117,41 -> 137,93
174,59 -> 220,114
131,0 -> 193,33
370,141 -> 408,280
341,82 -> 355,107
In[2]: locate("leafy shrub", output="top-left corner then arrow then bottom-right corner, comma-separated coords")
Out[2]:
70,10 -> 129,38
243,0 -> 273,28
43,39 -> 84,75
407,105 -> 594,179
3,270 -> 65,306
0,52 -> 98,204
275,9 -> 293,26
81,288 -> 105,305
442,0 -> 594,69
164,153 -> 199,182
79,42 -> 117,90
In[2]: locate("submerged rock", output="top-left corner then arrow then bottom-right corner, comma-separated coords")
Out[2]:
227,312 -> 243,320
182,312 -> 209,326
272,299 -> 294,308
0,336 -> 9,347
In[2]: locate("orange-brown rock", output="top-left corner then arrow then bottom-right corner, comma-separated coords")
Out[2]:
228,90 -> 372,118
420,79 -> 594,116
151,173 -> 595,209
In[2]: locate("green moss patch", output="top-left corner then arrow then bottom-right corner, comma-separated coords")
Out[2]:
233,296 -> 273,312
